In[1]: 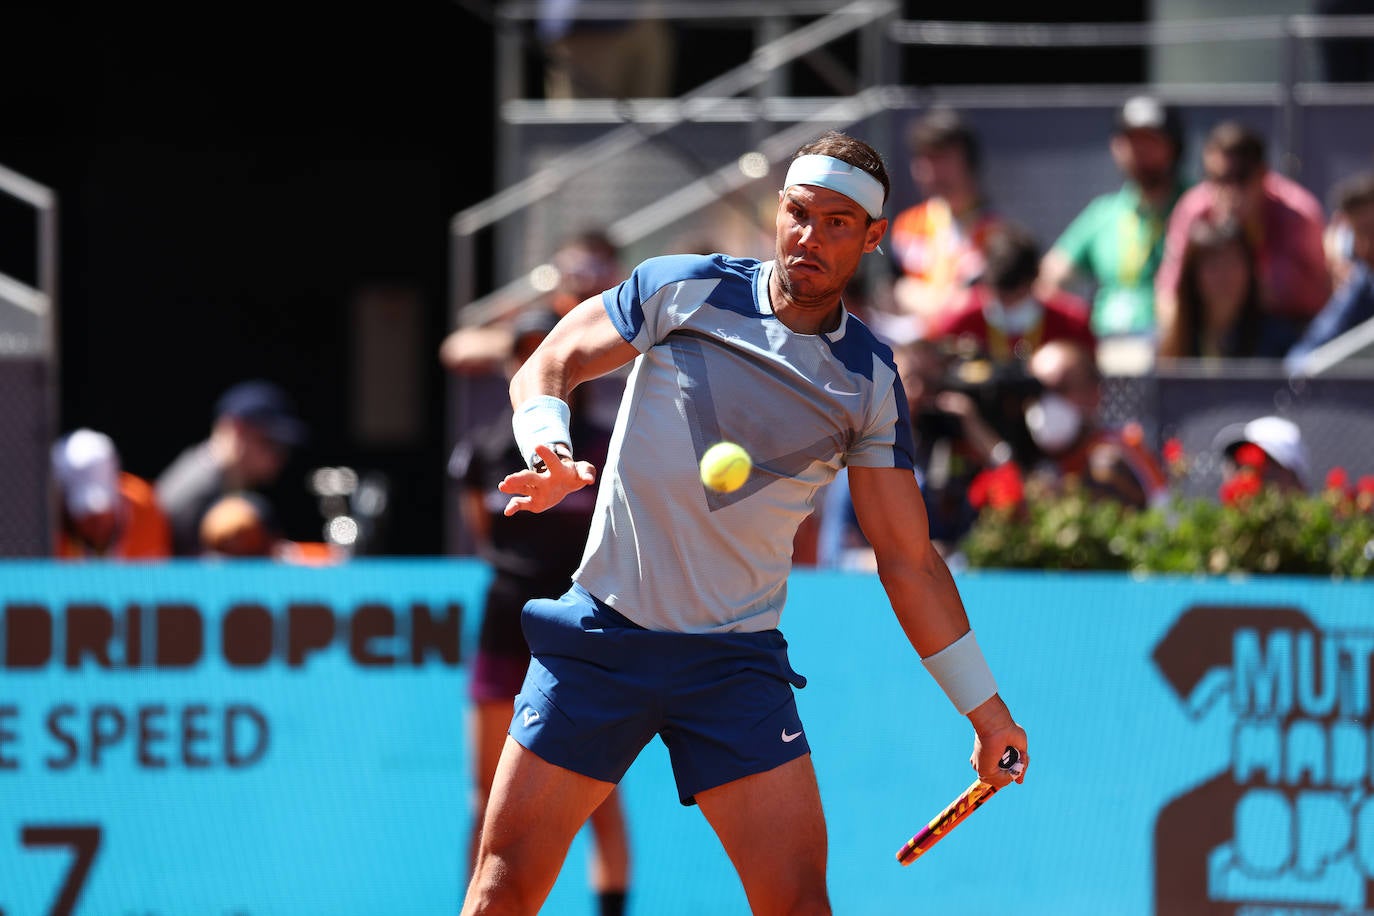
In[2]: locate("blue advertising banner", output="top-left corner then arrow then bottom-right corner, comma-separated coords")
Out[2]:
2,562 -> 1372,915
0,560 -> 490,916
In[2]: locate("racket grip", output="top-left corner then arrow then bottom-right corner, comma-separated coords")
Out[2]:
999,746 -> 1025,778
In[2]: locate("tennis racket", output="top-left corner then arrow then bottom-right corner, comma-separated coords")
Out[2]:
895,746 -> 1023,866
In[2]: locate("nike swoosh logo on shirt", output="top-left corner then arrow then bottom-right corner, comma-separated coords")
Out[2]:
824,382 -> 860,396
781,728 -> 803,743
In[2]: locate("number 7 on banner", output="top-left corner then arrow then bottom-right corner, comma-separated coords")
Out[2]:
895,747 -> 1023,866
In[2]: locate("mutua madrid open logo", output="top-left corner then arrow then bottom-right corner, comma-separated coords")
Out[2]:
1153,604 -> 1374,916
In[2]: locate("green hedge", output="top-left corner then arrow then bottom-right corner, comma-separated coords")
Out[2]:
959,461 -> 1374,578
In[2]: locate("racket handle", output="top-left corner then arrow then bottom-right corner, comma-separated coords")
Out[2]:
895,746 -> 1023,866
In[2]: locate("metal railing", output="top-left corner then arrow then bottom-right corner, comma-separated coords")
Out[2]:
0,160 -> 59,556
451,10 -> 1374,330
449,0 -> 899,326
0,161 -> 58,355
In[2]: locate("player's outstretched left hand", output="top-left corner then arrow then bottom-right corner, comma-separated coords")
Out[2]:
499,444 -> 597,516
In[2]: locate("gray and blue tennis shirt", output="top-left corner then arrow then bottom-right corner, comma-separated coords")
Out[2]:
573,253 -> 916,633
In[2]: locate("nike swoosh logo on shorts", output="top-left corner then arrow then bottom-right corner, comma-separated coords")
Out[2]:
522,709 -> 540,726
781,728 -> 802,743
824,382 -> 859,396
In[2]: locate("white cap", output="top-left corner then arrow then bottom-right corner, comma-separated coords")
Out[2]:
51,429 -> 121,516
1215,416 -> 1310,485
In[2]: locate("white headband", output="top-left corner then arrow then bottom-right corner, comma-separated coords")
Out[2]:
783,154 -> 885,219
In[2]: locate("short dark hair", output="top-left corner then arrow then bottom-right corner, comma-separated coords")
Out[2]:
907,108 -> 981,172
1204,121 -> 1267,183
1334,170 -> 1374,216
793,130 -> 891,209
980,224 -> 1041,293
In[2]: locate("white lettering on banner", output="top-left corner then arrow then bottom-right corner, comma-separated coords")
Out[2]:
1214,625 -> 1374,907
1232,629 -> 1374,718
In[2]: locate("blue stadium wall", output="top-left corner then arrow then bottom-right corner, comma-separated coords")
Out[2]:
2,560 -> 1371,915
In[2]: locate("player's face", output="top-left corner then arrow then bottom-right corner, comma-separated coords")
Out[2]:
774,185 -> 885,306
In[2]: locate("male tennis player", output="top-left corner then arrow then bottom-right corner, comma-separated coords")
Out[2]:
461,130 -> 1030,915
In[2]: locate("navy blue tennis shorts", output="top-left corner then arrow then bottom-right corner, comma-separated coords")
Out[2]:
511,583 -> 811,806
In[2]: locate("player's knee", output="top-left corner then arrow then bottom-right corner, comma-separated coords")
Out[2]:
762,888 -> 830,916
748,869 -> 829,916
463,855 -> 540,916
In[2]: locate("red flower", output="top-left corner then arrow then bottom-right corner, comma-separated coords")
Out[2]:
987,463 -> 1024,510
1359,475 -> 1374,496
968,463 -> 1024,511
1162,438 -> 1185,466
1234,443 -> 1267,469
1327,467 -> 1350,492
968,472 -> 989,510
1220,469 -> 1263,505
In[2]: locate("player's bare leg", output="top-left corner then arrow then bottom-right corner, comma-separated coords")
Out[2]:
695,754 -> 831,916
587,786 -> 630,895
466,700 -> 516,877
462,736 -> 616,916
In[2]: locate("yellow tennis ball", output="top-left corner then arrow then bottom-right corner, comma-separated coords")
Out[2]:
700,441 -> 752,493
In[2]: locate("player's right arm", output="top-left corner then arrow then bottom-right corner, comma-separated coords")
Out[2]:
509,294 -> 639,407
500,295 -> 639,516
848,463 -> 1028,786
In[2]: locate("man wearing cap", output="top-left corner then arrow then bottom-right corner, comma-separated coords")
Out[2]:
461,130 -> 1029,915
51,428 -> 171,559
1039,95 -> 1190,342
1215,415 -> 1311,495
156,379 -> 309,556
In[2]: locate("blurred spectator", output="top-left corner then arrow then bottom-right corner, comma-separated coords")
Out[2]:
441,227 -> 625,377
156,379 -> 309,556
448,305 -> 631,916
443,226 -> 629,430
1154,120 -> 1330,355
51,428 -> 171,560
198,491 -> 342,564
815,338 -> 1011,568
537,0 -> 674,99
1213,415 -> 1310,495
1039,95 -> 1188,342
199,492 -> 280,557
888,108 -> 1005,334
1157,219 -> 1284,359
926,223 -> 1096,365
904,339 -> 1017,550
1022,339 -> 1169,511
1286,170 -> 1374,373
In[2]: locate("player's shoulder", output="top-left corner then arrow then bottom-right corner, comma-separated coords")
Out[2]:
839,310 -> 893,355
632,252 -> 761,285
830,311 -> 901,378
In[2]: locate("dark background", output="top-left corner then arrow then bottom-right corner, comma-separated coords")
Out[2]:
0,1 -> 1143,555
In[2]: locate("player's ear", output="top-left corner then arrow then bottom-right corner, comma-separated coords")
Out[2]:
864,217 -> 889,253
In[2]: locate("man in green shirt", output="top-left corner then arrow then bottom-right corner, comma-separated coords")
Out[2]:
1039,96 -> 1188,341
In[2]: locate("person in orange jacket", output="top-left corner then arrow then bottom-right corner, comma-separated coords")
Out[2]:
51,428 -> 172,560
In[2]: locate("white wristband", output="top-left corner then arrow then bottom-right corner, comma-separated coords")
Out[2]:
921,629 -> 998,715
513,395 -> 572,470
